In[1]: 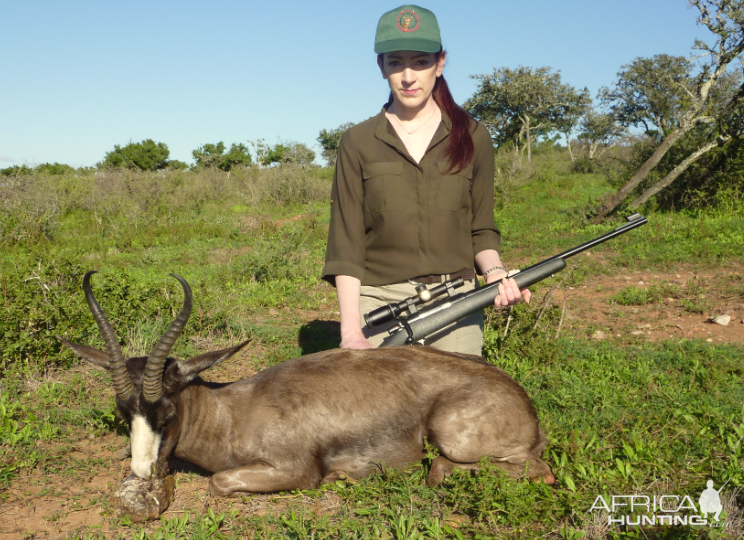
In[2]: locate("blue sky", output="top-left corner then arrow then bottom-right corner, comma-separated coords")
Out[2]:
1,1 -> 703,167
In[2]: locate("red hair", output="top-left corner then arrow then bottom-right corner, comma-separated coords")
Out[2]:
380,51 -> 474,173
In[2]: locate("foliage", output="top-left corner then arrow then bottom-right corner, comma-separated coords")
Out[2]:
1,159 -> 743,537
0,172 -> 61,245
2,163 -> 84,179
281,141 -> 316,166
0,165 -> 332,250
165,159 -> 189,171
34,162 -> 77,175
317,122 -> 355,167
465,66 -> 590,163
250,138 -> 282,166
611,284 -> 673,306
1,164 -> 33,176
0,259 -> 211,372
599,54 -> 695,136
0,165 -> 334,370
251,139 -> 316,167
592,0 -> 744,221
606,123 -> 744,211
578,108 -> 626,160
99,139 -> 171,171
192,142 -> 252,171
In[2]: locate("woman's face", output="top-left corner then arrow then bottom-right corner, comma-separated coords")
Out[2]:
378,51 -> 445,111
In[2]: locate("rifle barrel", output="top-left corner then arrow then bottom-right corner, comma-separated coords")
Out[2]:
378,214 -> 648,348
518,214 -> 648,276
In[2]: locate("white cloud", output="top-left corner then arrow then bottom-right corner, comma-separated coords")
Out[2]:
0,155 -> 16,162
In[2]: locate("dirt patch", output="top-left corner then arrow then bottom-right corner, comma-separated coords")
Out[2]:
0,432 -> 124,539
550,263 -> 744,345
0,434 -> 345,539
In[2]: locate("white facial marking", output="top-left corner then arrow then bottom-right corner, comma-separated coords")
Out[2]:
130,415 -> 161,479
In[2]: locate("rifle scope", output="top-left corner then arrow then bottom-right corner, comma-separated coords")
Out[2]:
364,278 -> 465,327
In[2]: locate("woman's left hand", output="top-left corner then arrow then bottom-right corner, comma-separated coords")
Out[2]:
486,271 -> 531,309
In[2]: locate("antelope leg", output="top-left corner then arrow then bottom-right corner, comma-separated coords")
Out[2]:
426,456 -> 480,487
427,455 -> 555,487
209,462 -> 317,497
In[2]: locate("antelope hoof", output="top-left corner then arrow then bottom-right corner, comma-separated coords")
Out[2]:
426,456 -> 451,487
112,475 -> 175,522
530,471 -> 555,485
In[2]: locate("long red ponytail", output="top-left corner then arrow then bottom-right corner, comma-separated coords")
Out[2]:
380,51 -> 474,173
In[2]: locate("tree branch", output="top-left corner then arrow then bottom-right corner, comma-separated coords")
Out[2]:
628,136 -> 731,208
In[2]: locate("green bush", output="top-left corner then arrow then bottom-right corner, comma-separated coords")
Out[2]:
0,260 -> 217,372
0,166 -> 332,249
610,282 -> 680,306
1,165 -> 33,176
192,142 -> 252,171
317,122 -> 355,167
0,174 -> 60,246
34,162 -> 76,175
99,139 -> 171,171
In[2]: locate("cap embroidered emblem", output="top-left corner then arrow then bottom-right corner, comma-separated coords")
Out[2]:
396,9 -> 420,33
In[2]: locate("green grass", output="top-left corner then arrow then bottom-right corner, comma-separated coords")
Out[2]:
2,161 -> 744,538
8,336 -> 736,539
610,282 -> 682,306
495,169 -> 744,270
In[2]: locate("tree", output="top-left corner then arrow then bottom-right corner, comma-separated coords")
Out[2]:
317,123 -> 355,167
557,98 -> 593,163
192,142 -> 252,171
99,139 -> 170,171
592,0 -> 744,222
35,162 -> 77,175
166,160 -> 189,171
192,142 -> 226,169
465,66 -> 590,165
251,139 -> 316,167
1,165 -> 32,176
280,142 -> 316,166
250,139 -> 283,167
221,143 -> 253,170
578,109 -> 626,160
599,55 -> 695,137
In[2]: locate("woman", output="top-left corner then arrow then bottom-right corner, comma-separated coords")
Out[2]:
321,5 -> 529,355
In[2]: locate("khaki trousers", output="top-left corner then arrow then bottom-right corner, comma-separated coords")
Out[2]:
359,278 -> 483,356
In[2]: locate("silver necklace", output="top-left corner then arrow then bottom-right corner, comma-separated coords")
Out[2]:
391,108 -> 437,135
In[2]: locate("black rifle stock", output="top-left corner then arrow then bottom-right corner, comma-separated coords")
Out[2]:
378,213 -> 648,347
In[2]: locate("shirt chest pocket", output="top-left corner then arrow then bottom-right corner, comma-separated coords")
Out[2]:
434,162 -> 473,212
362,162 -> 407,213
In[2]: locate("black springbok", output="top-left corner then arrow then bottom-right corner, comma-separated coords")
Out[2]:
60,272 -> 553,498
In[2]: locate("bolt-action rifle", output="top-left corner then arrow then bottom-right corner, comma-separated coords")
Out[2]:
367,213 -> 648,347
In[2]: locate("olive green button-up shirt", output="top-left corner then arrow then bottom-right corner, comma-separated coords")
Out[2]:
321,106 -> 500,287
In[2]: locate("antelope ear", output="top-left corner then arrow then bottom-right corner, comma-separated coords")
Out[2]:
176,339 -> 252,383
57,336 -> 112,369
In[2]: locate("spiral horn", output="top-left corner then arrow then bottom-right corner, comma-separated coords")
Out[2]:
142,274 -> 193,402
83,271 -> 135,401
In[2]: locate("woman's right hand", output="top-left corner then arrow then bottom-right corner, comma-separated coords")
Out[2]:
340,331 -> 375,349
335,275 -> 376,349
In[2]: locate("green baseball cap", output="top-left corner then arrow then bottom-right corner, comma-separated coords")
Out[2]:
374,5 -> 442,54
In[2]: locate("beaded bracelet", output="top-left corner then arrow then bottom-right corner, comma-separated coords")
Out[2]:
483,266 -> 507,279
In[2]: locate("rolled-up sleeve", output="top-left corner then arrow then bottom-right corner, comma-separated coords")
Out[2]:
470,123 -> 501,257
321,133 -> 366,286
